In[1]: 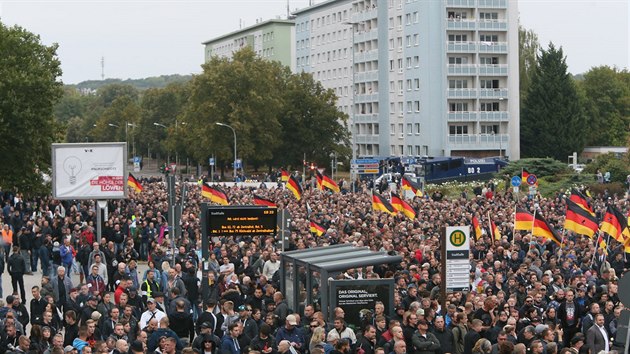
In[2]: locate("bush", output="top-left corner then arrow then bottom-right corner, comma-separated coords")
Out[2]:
583,153 -> 630,184
587,182 -> 627,197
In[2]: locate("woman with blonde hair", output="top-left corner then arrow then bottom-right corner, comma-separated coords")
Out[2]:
310,326 -> 327,352
472,338 -> 492,354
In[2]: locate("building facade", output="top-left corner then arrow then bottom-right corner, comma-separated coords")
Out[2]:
203,19 -> 295,68
294,0 -> 520,159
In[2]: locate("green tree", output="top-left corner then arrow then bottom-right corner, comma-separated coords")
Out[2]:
519,25 -> 540,102
521,43 -> 587,160
183,48 -> 287,172
275,72 -> 350,168
0,23 -> 63,195
579,66 -> 630,146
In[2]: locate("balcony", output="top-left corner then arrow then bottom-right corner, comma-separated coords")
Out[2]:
447,112 -> 478,121
356,135 -> 380,144
478,0 -> 508,8
478,64 -> 508,76
354,49 -> 379,62
448,134 -> 508,148
355,70 -> 379,82
479,88 -> 508,99
448,64 -> 478,75
479,111 -> 510,121
447,88 -> 477,99
355,93 -> 380,103
446,0 -> 476,7
354,113 -> 379,123
351,7 -> 378,22
478,20 -> 508,31
447,19 -> 477,30
447,41 -> 477,53
355,29 -> 379,43
478,41 -> 508,53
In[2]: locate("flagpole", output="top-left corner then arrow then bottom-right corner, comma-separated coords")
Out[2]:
512,206 -> 516,248
591,231 -> 600,268
488,211 -> 493,241
603,232 -> 611,265
531,207 -> 537,239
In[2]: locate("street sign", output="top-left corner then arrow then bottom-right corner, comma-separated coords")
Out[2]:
444,226 -> 470,292
511,176 -> 521,187
209,158 -> 215,166
235,159 -> 242,169
527,174 -> 537,186
351,159 -> 380,175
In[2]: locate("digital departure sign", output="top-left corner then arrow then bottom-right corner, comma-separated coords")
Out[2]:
207,206 -> 277,236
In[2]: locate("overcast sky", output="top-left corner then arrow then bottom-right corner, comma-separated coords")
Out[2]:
1,0 -> 627,84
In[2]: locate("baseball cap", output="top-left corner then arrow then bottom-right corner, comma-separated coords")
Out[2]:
286,314 -> 298,325
238,305 -> 248,311
200,322 -> 212,329
64,345 -> 75,353
146,298 -> 156,304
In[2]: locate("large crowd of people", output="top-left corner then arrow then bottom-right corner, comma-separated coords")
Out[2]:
0,171 -> 628,354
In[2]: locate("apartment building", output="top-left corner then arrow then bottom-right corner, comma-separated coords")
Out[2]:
294,0 -> 520,159
202,19 -> 295,68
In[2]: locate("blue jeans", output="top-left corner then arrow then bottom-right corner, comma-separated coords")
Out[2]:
31,248 -> 39,272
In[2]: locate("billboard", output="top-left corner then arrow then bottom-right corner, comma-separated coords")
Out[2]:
207,206 -> 277,236
329,279 -> 395,330
52,143 -> 127,200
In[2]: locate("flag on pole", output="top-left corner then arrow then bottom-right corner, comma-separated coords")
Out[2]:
253,195 -> 276,207
127,173 -> 143,192
316,170 -> 340,193
286,175 -> 303,200
515,207 -> 534,231
372,192 -> 396,215
201,183 -> 229,205
391,193 -> 416,219
491,220 -> 501,241
309,220 -> 326,237
472,216 -> 483,240
521,168 -> 530,184
600,205 -> 630,243
532,212 -> 562,245
280,169 -> 290,182
563,198 -> 598,238
401,175 -> 423,197
569,188 -> 594,216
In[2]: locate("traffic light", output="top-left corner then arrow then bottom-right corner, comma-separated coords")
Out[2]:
310,163 -> 316,171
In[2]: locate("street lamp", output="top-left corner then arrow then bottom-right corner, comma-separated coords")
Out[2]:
215,122 -> 237,182
154,123 -> 168,169
127,123 -> 137,158
329,152 -> 338,180
343,20 -> 358,192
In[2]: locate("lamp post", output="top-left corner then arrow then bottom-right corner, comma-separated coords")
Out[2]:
154,122 -> 167,169
215,122 -> 237,182
329,152 -> 338,180
343,20 -> 358,192
127,123 -> 137,158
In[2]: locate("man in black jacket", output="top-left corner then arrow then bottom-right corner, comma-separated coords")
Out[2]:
7,246 -> 26,300
432,316 -> 454,354
168,299 -> 194,346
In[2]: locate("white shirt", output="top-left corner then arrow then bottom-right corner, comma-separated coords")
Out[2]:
139,309 -> 166,329
597,325 -> 609,352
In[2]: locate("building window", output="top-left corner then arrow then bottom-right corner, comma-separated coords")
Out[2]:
480,34 -> 499,43
480,124 -> 499,134
414,123 -> 420,134
449,102 -> 469,111
479,12 -> 499,20
390,124 -> 395,134
449,57 -> 469,64
449,80 -> 468,89
480,80 -> 500,89
480,56 -> 499,65
449,125 -> 469,135
414,79 -> 420,90
481,102 -> 500,111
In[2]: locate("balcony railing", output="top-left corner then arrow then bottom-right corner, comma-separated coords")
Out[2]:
448,134 -> 508,147
479,111 -> 510,121
479,88 -> 508,99
447,111 -> 510,121
355,29 -> 379,43
354,113 -> 379,123
447,112 -> 478,121
355,93 -> 380,103
478,41 -> 508,53
478,20 -> 508,31
478,0 -> 508,8
447,88 -> 478,99
351,7 -> 378,23
446,0 -> 476,7
478,64 -> 508,75
354,49 -> 379,62
356,135 -> 380,144
447,41 -> 477,53
447,19 -> 477,30
355,70 -> 379,82
447,64 -> 478,75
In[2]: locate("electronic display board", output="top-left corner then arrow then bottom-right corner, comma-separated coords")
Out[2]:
207,206 -> 277,236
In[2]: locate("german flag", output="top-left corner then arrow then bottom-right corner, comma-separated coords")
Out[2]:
202,183 -> 229,205
286,175 -> 302,200
310,220 -> 326,237
316,170 -> 340,193
281,169 -> 290,182
521,168 -> 530,184
372,192 -> 396,215
472,216 -> 483,240
127,173 -> 143,193
491,220 -> 501,241
515,207 -> 534,231
391,193 -> 416,219
533,213 -> 562,245
564,198 -> 598,238
600,205 -> 630,243
569,188 -> 594,216
401,175 -> 423,197
253,195 -> 276,207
